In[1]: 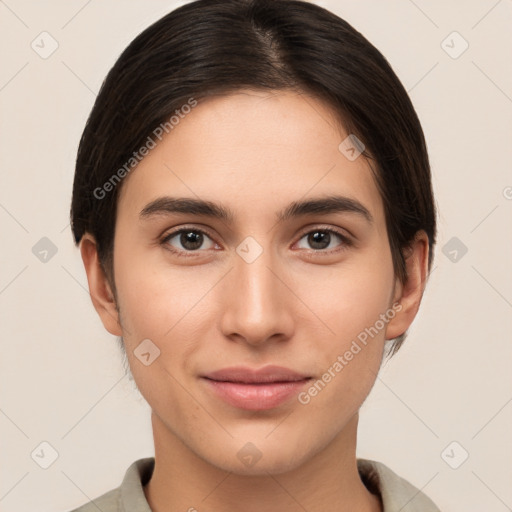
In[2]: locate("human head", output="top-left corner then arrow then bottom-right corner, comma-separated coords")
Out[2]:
71,0 -> 436,357
71,0 -> 437,477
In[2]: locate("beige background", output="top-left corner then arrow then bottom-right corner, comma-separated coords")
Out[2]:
1,0 -> 511,511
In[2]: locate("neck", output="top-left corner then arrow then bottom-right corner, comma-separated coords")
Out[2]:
144,412 -> 382,512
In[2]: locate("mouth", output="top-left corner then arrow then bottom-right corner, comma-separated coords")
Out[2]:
201,365 -> 312,410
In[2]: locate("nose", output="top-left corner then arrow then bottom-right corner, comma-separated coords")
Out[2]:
219,246 -> 295,347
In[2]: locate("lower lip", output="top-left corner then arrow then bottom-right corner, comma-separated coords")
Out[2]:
202,378 -> 311,410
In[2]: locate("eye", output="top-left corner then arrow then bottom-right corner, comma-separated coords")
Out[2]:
160,226 -> 352,258
295,227 -> 351,252
161,228 -> 218,255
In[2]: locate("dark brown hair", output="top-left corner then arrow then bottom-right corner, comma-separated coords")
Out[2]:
70,0 -> 437,355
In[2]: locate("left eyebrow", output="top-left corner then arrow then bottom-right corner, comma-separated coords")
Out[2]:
139,194 -> 373,225
277,195 -> 373,224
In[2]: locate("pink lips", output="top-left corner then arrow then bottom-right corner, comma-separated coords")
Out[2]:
201,365 -> 311,410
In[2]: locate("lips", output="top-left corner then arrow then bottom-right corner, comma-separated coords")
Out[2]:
203,364 -> 311,383
201,365 -> 312,410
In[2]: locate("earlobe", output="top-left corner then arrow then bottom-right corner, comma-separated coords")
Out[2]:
79,234 -> 123,336
385,231 -> 429,340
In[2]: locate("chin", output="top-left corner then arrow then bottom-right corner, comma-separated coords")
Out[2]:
200,437 -> 313,477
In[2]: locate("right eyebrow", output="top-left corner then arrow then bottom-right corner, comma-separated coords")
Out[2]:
139,197 -> 233,222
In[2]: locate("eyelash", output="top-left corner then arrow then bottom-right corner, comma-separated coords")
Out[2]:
160,225 -> 353,258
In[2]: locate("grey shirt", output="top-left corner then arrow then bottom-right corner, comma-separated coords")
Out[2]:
68,457 -> 441,512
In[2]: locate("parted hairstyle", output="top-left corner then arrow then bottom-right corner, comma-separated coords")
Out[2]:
70,0 -> 437,355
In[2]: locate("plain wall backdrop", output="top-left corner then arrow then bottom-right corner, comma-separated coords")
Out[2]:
1,1 -> 511,511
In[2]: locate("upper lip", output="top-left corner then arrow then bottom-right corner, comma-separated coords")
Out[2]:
202,365 -> 311,384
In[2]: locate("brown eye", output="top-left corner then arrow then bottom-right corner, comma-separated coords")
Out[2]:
296,229 -> 350,251
307,231 -> 333,250
179,231 -> 204,251
162,228 -> 216,253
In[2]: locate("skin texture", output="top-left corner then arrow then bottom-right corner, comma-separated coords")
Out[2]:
80,90 -> 429,512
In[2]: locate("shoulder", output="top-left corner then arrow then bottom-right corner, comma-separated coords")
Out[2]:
65,458 -> 155,512
357,458 -> 441,512
67,488 -> 120,512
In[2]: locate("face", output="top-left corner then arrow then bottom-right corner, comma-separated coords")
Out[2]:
89,90 -> 411,475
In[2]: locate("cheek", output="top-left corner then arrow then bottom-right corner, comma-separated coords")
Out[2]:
296,294 -> 390,424
113,259 -> 209,405
301,258 -> 395,344
293,253 -> 395,408
113,248 -> 212,341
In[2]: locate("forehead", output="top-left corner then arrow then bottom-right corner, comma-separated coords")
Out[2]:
117,90 -> 385,227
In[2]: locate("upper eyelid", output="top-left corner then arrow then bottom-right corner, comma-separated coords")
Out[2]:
162,225 -> 215,238
296,224 -> 350,238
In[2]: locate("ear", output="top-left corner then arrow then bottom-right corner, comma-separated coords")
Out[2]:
80,233 -> 123,336
385,230 -> 430,340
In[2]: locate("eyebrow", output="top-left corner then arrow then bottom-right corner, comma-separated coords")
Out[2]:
139,195 -> 373,224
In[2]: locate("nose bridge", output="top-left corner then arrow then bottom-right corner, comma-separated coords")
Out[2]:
239,253 -> 276,316
221,243 -> 293,344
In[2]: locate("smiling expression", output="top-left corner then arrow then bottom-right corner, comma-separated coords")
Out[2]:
87,89 -> 412,475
